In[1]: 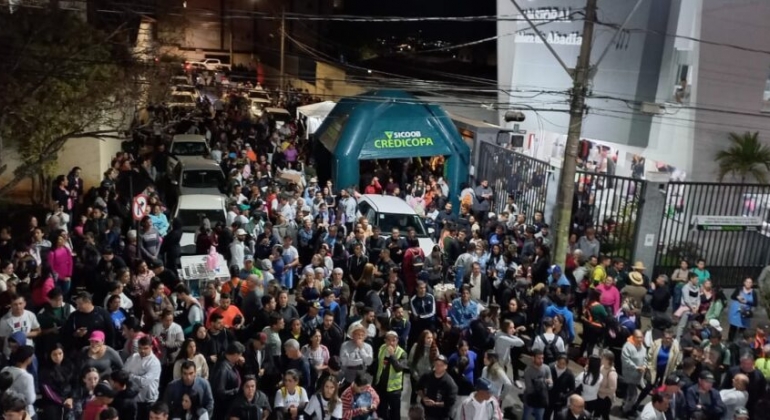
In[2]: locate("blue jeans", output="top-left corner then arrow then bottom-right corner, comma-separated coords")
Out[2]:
454,266 -> 465,290
282,269 -> 294,290
522,404 -> 545,420
672,284 -> 683,311
58,279 -> 71,296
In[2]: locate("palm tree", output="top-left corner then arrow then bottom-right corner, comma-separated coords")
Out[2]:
715,131 -> 770,183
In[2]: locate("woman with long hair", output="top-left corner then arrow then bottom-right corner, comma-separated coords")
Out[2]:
500,297 -> 527,388
296,272 -> 321,316
192,323 -> 217,368
305,376 -> 342,420
47,229 -> 73,295
173,338 -> 210,380
227,375 -> 272,420
728,277 -> 759,342
575,356 -> 604,415
378,282 -> 402,316
30,262 -> 56,309
353,263 -> 375,302
595,351 -> 617,420
481,351 -> 512,403
407,330 -> 436,404
78,330 -> 123,376
170,390 -> 208,420
448,339 -> 477,384
71,367 -> 100,420
281,318 -> 309,348
301,329 -> 330,376
39,344 -> 76,420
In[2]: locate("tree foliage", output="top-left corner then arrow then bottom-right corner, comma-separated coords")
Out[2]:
0,7 -> 139,200
715,131 -> 770,184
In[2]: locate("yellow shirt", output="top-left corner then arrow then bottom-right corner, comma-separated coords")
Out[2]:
591,265 -> 607,288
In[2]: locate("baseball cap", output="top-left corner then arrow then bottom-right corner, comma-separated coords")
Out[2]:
310,301 -> 321,309
236,228 -> 248,236
244,254 -> 254,262
475,378 -> 492,392
548,264 -> 562,275
434,355 -> 448,364
699,371 -> 715,382
89,331 -> 105,342
94,382 -> 116,398
664,375 -> 680,386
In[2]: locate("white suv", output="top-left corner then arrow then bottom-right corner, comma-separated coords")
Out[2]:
357,194 -> 435,256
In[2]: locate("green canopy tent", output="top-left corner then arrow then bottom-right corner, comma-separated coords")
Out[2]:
314,90 -> 470,209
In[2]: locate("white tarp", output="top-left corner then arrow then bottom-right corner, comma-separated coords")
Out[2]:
297,101 -> 336,136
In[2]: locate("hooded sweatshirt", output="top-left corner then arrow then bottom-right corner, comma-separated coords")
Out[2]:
680,282 -> 701,310
1,364 -> 36,417
8,331 -> 39,384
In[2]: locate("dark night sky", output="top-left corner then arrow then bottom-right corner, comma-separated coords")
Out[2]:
331,0 -> 496,49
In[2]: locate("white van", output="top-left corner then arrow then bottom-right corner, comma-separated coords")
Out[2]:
174,194 -> 227,255
357,194 -> 435,256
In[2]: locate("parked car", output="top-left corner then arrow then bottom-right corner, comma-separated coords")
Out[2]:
174,194 -> 228,255
357,194 -> 435,256
265,107 -> 292,129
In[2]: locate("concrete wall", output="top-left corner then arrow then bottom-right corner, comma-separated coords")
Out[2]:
689,0 -> 770,182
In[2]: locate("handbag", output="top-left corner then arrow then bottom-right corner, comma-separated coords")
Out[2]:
740,307 -> 754,318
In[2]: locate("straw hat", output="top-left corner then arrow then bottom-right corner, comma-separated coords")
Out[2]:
629,271 -> 644,286
632,261 -> 646,271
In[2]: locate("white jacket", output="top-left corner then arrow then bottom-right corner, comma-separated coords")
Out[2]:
457,393 -> 503,420
124,353 -> 162,403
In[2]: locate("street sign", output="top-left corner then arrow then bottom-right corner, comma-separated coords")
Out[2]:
132,194 -> 149,221
691,215 -> 763,232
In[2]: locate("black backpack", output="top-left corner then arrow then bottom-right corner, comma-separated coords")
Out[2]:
539,333 -> 560,364
410,249 -> 425,271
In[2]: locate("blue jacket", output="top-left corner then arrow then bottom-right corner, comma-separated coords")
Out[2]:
684,385 -> 726,419
389,317 -> 411,348
449,298 -> 479,330
544,305 -> 576,343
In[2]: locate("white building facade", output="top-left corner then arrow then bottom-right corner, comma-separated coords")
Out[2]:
497,0 -> 770,182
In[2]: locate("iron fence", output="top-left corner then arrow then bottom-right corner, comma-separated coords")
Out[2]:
653,182 -> 770,288
476,143 -> 551,224
572,171 -> 646,262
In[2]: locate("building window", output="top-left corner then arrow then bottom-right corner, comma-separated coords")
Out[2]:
673,64 -> 690,104
762,69 -> 770,112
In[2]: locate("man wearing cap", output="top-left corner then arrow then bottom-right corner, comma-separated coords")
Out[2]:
685,370 -> 726,420
83,382 -> 116,420
63,291 -> 114,352
340,324 -> 374,384
1,345 -> 36,418
547,265 -> 571,294
417,355 -> 457,420
373,330 -> 407,420
457,378 -> 503,420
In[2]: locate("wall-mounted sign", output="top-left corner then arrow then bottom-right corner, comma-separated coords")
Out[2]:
515,31 -> 583,45
520,7 -> 574,22
690,215 -> 763,232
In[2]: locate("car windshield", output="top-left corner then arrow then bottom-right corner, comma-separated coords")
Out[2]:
171,94 -> 195,104
171,141 -> 208,156
176,209 -> 225,232
182,170 -> 224,189
248,91 -> 270,101
174,86 -> 196,94
271,111 -> 291,123
377,213 -> 428,237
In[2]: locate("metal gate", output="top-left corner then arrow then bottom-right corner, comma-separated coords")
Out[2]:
653,182 -> 770,287
572,171 -> 646,261
476,142 -> 551,224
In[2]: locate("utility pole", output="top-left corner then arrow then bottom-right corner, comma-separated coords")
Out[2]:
279,6 -> 286,90
552,0 -> 598,267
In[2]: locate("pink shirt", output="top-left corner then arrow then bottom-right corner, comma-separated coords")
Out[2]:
596,283 -> 621,316
32,276 -> 55,308
48,247 -> 73,279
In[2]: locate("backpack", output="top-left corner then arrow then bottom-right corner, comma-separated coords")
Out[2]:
228,279 -> 244,306
135,332 -> 164,360
539,334 -> 560,365
410,249 -> 425,271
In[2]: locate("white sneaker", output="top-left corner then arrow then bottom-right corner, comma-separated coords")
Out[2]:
514,380 -> 524,389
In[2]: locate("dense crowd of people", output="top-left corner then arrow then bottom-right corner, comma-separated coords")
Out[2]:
0,79 -> 769,420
